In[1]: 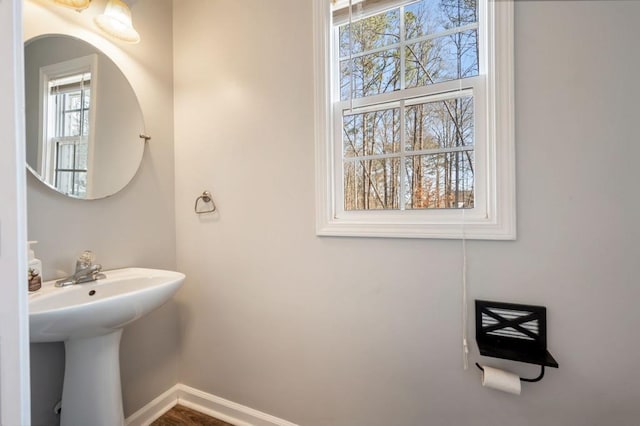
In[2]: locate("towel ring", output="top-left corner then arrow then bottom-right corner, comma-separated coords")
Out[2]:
194,190 -> 216,214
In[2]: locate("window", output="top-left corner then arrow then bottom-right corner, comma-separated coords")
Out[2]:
38,55 -> 97,198
49,73 -> 91,197
314,0 -> 515,239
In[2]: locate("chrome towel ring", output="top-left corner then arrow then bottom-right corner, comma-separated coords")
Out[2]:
194,190 -> 216,214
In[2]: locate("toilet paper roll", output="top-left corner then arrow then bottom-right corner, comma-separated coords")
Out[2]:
481,365 -> 521,395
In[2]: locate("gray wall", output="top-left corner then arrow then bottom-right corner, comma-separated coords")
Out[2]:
173,1 -> 640,425
24,0 -> 177,424
24,0 -> 640,425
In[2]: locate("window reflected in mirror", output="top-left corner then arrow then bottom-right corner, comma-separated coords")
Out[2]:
47,70 -> 92,197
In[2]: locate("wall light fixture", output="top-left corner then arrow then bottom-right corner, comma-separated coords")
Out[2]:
94,0 -> 140,44
52,0 -> 91,11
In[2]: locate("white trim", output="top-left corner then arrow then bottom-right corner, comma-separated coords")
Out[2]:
313,0 -> 515,239
125,385 -> 177,426
314,0 -> 336,239
333,0 -> 405,26
125,384 -> 299,426
0,0 -> 31,424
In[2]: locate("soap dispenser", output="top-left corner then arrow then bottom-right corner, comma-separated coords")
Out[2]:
27,241 -> 42,292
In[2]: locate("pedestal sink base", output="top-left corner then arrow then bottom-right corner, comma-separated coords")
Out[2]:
29,268 -> 186,425
61,330 -> 124,426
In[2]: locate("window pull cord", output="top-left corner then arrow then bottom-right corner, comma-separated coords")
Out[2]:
462,208 -> 469,370
348,0 -> 354,112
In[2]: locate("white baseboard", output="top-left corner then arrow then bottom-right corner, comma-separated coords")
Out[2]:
125,383 -> 298,426
125,385 -> 177,426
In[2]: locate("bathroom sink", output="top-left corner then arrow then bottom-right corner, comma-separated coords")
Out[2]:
28,267 -> 185,426
29,267 -> 185,342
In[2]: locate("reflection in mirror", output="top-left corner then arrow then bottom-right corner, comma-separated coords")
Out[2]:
25,34 -> 145,200
39,54 -> 96,197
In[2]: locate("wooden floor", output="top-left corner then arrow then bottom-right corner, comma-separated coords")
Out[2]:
150,404 -> 234,426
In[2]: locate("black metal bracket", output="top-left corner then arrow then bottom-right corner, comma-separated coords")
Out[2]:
475,300 -> 558,369
475,362 -> 545,383
474,300 -> 558,385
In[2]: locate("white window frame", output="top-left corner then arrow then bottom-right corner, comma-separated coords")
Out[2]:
313,0 -> 515,239
37,54 -> 98,197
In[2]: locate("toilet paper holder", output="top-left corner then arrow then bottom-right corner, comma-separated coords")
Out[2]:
475,300 -> 558,383
475,363 -> 545,383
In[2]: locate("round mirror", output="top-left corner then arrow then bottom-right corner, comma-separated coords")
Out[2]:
24,34 -> 145,200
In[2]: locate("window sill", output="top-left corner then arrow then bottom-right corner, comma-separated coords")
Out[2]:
316,215 -> 516,240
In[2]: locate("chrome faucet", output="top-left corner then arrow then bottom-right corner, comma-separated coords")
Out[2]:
55,250 -> 106,287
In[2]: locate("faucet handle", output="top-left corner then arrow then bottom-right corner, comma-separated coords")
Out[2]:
79,250 -> 95,262
76,250 -> 95,270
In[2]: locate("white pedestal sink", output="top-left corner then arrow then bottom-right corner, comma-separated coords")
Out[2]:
29,267 -> 185,426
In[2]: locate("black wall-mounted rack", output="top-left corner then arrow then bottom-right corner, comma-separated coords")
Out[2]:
475,300 -> 558,382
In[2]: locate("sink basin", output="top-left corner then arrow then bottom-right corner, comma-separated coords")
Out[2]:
29,267 -> 185,426
30,267 -> 185,342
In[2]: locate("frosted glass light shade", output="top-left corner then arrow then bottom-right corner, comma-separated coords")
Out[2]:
94,0 -> 140,44
53,0 -> 91,10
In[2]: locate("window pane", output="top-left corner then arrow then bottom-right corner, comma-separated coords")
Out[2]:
63,111 -> 82,137
343,107 -> 400,158
405,29 -> 478,88
56,171 -> 74,194
56,141 -> 88,170
83,88 -> 91,109
55,171 -> 87,197
404,151 -> 474,209
405,0 -> 447,39
405,96 -> 474,151
341,48 -> 400,100
82,89 -> 90,136
74,172 -> 87,197
405,0 -> 477,41
339,60 -> 351,101
75,143 -> 88,169
66,92 -> 82,110
339,9 -> 400,58
57,143 -> 75,169
82,109 -> 90,136
344,158 -> 400,210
